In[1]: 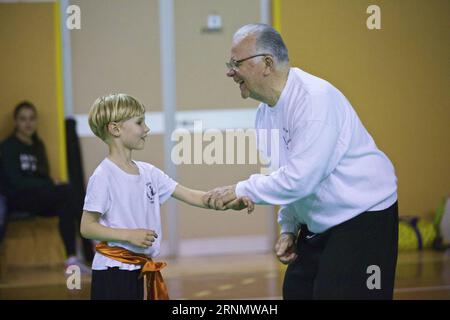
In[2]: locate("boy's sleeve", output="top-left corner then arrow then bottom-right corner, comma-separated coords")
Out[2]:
83,174 -> 110,215
153,167 -> 178,204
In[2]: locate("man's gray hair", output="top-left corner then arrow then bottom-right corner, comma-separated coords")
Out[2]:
233,23 -> 289,65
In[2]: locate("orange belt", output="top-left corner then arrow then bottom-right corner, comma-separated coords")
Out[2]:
96,242 -> 169,300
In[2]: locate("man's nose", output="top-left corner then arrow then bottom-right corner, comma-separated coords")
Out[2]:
226,68 -> 235,77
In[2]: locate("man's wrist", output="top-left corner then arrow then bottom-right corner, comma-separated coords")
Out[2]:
280,231 -> 296,238
280,224 -> 298,235
235,181 -> 246,198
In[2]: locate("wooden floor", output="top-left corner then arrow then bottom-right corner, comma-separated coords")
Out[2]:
0,249 -> 449,300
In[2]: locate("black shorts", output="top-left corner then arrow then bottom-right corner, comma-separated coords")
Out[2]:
283,201 -> 399,300
91,267 -> 144,300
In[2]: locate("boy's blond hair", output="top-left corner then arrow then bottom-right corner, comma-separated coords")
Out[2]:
88,93 -> 146,141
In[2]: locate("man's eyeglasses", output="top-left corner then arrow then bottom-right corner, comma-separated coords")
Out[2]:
226,53 -> 272,70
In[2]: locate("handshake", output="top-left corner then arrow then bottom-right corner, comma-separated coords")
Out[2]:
201,184 -> 254,214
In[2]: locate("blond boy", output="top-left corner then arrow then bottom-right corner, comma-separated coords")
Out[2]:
80,93 -> 253,300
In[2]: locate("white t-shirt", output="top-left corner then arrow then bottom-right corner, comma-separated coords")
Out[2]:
235,67 -> 398,234
83,158 -> 177,270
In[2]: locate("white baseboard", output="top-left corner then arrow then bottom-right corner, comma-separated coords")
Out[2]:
159,235 -> 272,257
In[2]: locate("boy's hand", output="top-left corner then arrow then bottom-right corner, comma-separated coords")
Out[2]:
225,197 -> 255,214
126,229 -> 158,248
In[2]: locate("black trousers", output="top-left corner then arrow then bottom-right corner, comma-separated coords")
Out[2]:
7,184 -> 94,261
283,201 -> 399,300
91,267 -> 144,300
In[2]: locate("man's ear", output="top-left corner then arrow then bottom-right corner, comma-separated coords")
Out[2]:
107,122 -> 121,137
263,56 -> 274,76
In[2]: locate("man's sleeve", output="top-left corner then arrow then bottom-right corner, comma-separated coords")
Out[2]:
278,206 -> 300,235
235,95 -> 343,205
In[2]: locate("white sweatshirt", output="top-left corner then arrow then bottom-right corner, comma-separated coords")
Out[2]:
235,68 -> 397,234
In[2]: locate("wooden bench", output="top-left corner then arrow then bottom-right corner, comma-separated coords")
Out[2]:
0,215 -> 66,276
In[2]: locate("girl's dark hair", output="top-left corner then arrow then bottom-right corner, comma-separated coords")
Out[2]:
13,100 -> 40,144
14,101 -> 37,119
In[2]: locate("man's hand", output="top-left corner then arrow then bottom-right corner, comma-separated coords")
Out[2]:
275,233 -> 297,264
225,197 -> 255,214
202,185 -> 237,210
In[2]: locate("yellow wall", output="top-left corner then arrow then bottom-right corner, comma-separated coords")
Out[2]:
70,0 -> 162,114
3,1 -> 447,223
280,0 -> 450,218
0,3 -> 63,180
175,0 -> 260,110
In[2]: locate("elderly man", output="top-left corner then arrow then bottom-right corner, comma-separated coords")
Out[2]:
203,23 -> 399,299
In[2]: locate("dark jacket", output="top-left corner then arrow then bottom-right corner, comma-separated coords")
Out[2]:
0,135 -> 53,193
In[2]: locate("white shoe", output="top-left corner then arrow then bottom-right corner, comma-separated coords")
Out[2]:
65,256 -> 92,275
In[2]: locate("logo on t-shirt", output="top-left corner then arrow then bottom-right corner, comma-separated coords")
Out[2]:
282,127 -> 291,150
146,182 -> 156,203
20,154 -> 37,172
